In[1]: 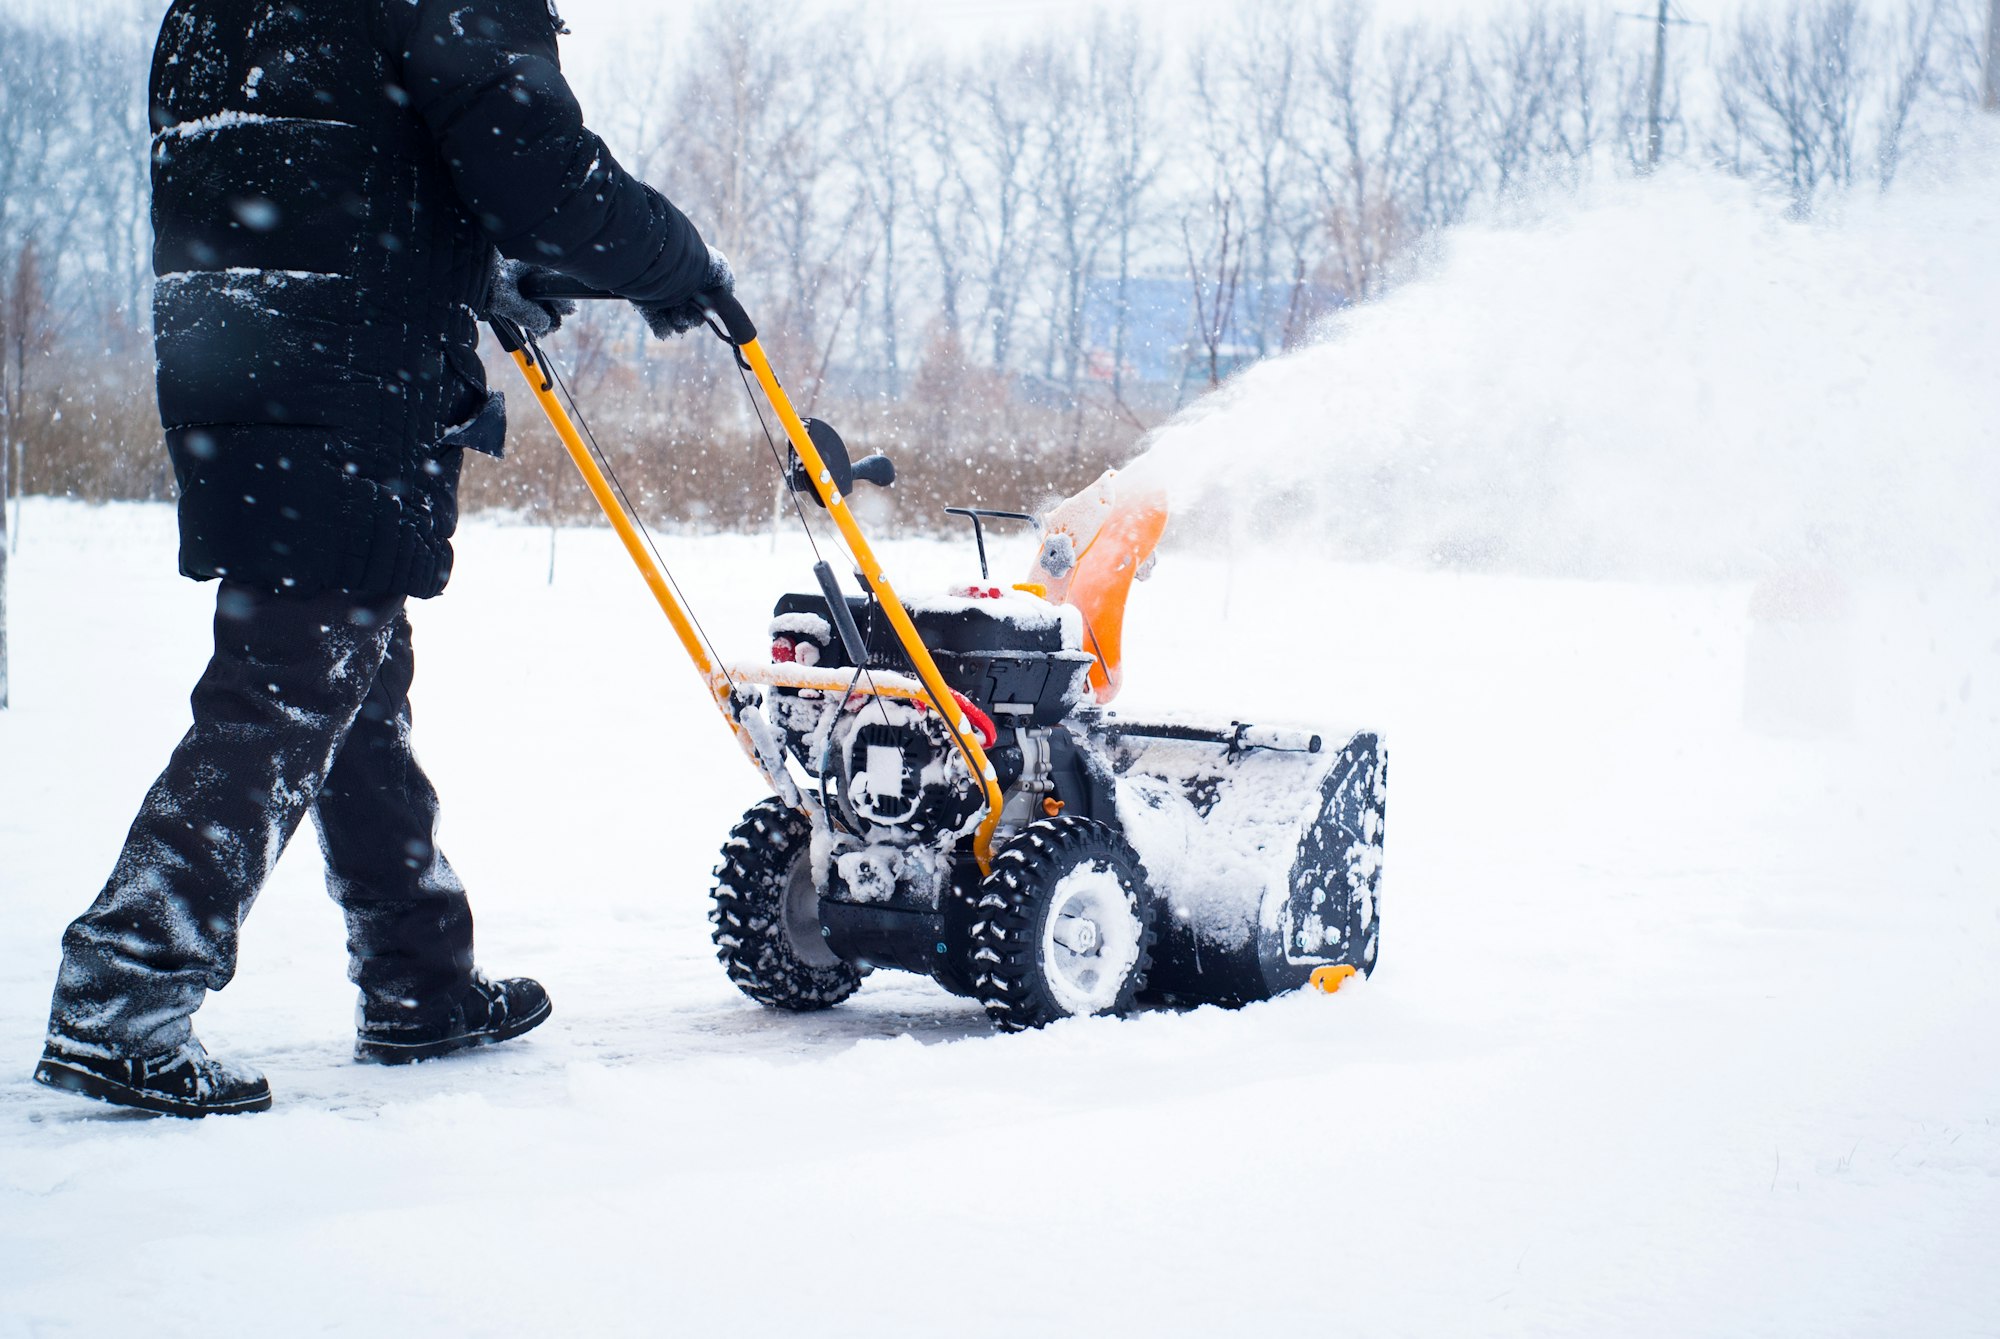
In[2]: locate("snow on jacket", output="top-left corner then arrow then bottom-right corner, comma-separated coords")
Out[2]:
150,0 -> 708,597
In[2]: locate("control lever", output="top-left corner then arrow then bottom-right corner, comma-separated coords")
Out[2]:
788,417 -> 894,509
850,454 -> 897,487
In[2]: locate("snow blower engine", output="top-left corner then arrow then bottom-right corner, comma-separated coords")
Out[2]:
492,281 -> 1386,1029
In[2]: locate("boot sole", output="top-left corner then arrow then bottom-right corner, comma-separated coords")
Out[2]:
33,1058 -> 273,1118
354,994 -> 552,1065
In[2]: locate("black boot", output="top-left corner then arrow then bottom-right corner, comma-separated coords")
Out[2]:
34,1035 -> 273,1117
355,973 -> 551,1064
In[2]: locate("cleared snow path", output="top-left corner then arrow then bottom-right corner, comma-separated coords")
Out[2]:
2,500 -> 1995,1337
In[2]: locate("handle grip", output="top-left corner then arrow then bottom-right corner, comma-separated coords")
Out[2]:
514,275 -> 756,346
850,454 -> 896,488
697,287 -> 756,346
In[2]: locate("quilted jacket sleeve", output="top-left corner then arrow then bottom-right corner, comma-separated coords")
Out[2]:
382,0 -> 710,305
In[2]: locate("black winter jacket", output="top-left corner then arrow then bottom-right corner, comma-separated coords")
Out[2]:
151,0 -> 706,597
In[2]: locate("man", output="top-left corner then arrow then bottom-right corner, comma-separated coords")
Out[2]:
33,0 -> 727,1116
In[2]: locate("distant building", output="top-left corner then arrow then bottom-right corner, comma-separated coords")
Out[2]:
1080,274 -> 1348,394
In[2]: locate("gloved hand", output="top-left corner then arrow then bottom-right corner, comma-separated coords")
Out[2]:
635,246 -> 733,340
484,257 -> 575,338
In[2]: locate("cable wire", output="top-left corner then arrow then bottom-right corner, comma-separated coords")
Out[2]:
529,335 -> 736,695
727,353 -> 898,710
724,349 -> 987,806
733,355 -> 830,566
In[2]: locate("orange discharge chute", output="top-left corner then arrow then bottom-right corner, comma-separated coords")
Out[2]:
1027,469 -> 1168,704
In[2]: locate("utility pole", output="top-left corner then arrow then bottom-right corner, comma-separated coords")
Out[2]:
1646,0 -> 1669,169
1620,2 -> 1701,173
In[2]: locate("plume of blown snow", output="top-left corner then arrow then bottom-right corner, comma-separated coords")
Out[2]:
1125,130 -> 2000,581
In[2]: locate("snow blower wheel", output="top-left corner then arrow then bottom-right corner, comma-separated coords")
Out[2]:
711,799 -> 864,1011
963,817 -> 1156,1031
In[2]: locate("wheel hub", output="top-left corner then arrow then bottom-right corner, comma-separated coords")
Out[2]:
1051,915 -> 1100,953
1040,863 -> 1142,1016
782,856 -> 844,969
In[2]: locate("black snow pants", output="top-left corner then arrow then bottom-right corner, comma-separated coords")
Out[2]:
47,583 -> 474,1058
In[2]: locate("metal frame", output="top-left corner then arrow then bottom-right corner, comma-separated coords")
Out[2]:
499,319 -> 1008,871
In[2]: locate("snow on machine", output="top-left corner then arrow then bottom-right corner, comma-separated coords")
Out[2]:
489,282 -> 1386,1028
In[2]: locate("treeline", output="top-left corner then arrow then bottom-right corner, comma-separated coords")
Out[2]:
0,0 -> 1990,535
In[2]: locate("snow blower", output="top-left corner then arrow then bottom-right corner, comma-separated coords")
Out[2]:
487,281 -> 1386,1029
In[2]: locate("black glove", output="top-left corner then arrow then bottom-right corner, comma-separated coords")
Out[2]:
484,257 -> 575,338
636,246 -> 733,340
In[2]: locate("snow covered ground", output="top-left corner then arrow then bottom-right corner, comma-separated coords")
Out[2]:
4,154 -> 1999,1334
2,498 -> 1994,1336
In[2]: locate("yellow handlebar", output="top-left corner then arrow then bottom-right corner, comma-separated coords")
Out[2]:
507,335 -> 1006,873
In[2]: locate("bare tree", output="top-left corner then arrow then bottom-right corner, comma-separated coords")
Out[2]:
1932,0 -> 1998,107
1876,0 -> 1948,187
842,31 -> 920,397
1299,5 -> 1462,305
1405,28 -> 1486,226
1466,3 -> 1604,193
0,11 -> 150,361
0,245 -> 55,710
1716,1 -> 1872,215
3,243 -> 56,535
1191,0 -> 1309,358
1095,20 -> 1164,401
1183,193 -> 1244,392
913,68 -> 976,345
1987,0 -> 2000,107
634,8 -> 856,370
956,49 -> 1045,376
75,8 -> 154,339
1024,20 -> 1161,403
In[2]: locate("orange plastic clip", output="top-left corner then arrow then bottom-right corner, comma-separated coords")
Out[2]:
1310,965 -> 1359,995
